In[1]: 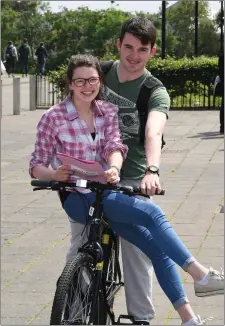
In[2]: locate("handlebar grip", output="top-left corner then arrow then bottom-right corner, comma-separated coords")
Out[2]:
31,180 -> 53,188
132,186 -> 165,195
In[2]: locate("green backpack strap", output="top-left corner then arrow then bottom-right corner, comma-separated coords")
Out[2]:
136,82 -> 166,150
100,61 -> 114,76
100,62 -> 166,149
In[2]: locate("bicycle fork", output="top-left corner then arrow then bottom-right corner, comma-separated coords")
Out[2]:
89,241 -> 104,325
88,191 -> 105,324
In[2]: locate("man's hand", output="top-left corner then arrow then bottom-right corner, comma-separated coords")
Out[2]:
52,165 -> 73,182
140,173 -> 161,196
104,167 -> 120,184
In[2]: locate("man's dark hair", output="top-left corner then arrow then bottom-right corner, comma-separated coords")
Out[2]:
23,38 -> 27,43
40,42 -> 44,46
119,17 -> 156,48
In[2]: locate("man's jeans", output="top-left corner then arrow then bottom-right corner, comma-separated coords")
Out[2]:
220,96 -> 224,132
38,59 -> 46,75
21,60 -> 28,75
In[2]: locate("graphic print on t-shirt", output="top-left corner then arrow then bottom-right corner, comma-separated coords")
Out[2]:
101,85 -> 139,140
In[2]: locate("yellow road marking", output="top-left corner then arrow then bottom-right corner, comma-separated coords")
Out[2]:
2,232 -> 70,291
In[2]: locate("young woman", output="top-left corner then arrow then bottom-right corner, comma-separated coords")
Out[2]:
29,54 -> 223,325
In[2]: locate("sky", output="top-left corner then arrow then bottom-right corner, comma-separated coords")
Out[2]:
49,1 -> 222,17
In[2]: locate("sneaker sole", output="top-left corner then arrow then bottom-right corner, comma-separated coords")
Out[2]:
195,289 -> 224,297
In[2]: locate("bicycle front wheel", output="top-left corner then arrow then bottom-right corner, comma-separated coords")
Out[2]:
50,252 -> 100,325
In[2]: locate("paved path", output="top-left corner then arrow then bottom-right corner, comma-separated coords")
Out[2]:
1,109 -> 224,325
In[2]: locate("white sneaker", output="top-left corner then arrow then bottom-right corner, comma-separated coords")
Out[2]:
182,315 -> 213,325
195,267 -> 224,297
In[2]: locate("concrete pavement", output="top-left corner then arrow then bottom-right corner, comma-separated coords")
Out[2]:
1,109 -> 224,325
1,75 -> 30,116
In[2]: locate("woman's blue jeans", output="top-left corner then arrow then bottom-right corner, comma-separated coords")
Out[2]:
64,191 -> 196,309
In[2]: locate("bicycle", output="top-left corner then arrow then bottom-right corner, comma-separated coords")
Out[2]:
31,179 -> 165,325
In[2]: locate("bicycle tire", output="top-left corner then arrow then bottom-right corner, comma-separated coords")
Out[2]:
50,252 -> 98,325
50,251 -> 113,325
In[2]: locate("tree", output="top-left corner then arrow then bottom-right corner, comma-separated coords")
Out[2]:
214,5 -> 224,30
1,1 -> 50,56
166,0 -> 210,57
198,17 -> 220,56
1,4 -> 20,58
1,0 -> 221,72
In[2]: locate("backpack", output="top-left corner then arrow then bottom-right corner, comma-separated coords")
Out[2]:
19,44 -> 30,59
100,61 -> 166,149
35,46 -> 46,61
6,46 -> 14,58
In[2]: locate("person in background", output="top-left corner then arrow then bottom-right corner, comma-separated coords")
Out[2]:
218,53 -> 224,134
35,42 -> 48,76
18,38 -> 31,77
5,41 -> 18,78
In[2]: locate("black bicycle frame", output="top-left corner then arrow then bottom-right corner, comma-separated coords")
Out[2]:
78,188 -> 111,324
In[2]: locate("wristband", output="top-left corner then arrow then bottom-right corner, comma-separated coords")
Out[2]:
51,169 -> 56,180
110,165 -> 121,175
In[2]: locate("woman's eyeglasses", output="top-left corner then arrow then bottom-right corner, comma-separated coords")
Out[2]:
72,77 -> 100,87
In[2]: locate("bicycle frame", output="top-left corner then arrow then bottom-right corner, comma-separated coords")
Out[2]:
77,187 -> 121,324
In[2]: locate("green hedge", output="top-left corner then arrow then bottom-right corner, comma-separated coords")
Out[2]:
146,56 -> 219,99
48,56 -> 220,104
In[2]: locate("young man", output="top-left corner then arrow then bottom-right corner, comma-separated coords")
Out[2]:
18,38 -> 31,77
67,17 -> 170,324
218,53 -> 224,133
35,42 -> 48,76
5,41 -> 18,77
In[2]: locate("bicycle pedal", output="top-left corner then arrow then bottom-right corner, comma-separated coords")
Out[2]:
115,314 -> 135,324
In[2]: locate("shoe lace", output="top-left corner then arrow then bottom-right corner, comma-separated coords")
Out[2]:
209,267 -> 224,280
201,316 -> 213,325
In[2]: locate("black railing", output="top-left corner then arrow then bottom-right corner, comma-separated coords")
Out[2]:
151,68 -> 223,110
169,80 -> 222,109
36,75 -> 60,109
36,74 -> 222,109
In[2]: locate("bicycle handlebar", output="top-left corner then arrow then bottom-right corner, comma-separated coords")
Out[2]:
31,179 -> 165,196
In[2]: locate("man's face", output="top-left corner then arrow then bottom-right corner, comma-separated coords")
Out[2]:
117,32 -> 156,73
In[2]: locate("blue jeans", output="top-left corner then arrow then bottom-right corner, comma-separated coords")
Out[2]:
21,59 -> 28,75
38,59 -> 46,75
64,191 -> 196,309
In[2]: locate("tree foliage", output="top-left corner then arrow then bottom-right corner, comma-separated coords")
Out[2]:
1,0 -> 222,73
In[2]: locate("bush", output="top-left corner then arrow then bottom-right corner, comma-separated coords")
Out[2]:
48,63 -> 68,98
146,56 -> 219,99
48,55 -> 219,103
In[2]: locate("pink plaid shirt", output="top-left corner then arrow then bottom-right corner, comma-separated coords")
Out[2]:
29,95 -> 128,176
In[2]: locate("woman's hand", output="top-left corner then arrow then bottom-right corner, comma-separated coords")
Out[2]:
52,165 -> 73,182
104,167 -> 120,184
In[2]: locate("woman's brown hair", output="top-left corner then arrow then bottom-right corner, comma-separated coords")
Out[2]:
65,54 -> 103,99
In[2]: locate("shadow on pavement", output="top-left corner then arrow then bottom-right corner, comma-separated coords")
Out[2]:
187,131 -> 224,140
